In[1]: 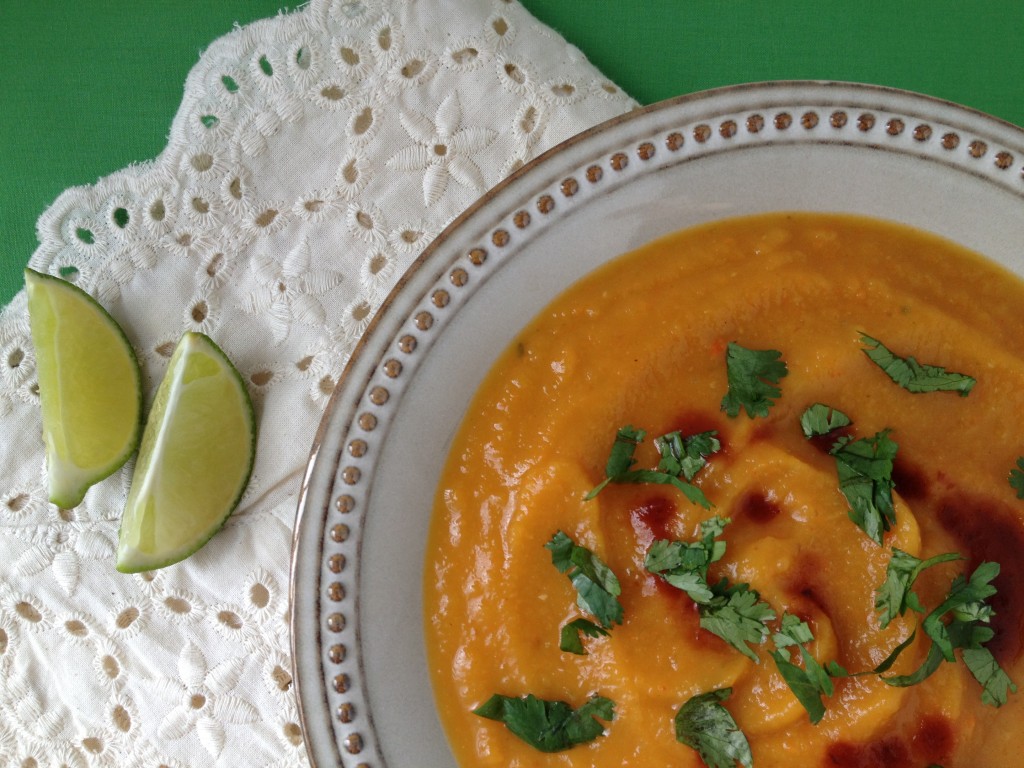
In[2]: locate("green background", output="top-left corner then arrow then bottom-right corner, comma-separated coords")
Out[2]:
3,2 -> 1022,308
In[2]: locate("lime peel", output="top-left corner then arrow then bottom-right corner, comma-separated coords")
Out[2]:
25,268 -> 143,508
116,331 -> 256,573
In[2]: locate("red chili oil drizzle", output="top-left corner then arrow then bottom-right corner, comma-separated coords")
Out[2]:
629,494 -> 677,549
825,736 -> 913,768
736,488 -> 781,523
910,714 -> 956,764
824,715 -> 954,767
890,458 -> 929,502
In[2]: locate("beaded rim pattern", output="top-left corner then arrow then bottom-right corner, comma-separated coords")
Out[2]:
291,81 -> 1024,768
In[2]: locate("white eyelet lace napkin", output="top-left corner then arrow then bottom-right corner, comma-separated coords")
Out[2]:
0,0 -> 635,764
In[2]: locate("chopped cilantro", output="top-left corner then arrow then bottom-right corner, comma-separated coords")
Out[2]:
923,561 -> 999,662
883,642 -> 946,689
882,561 -> 1017,706
700,582 -> 776,662
674,688 -> 753,768
659,567 -> 717,604
764,615 -> 926,723
610,468 -> 713,508
769,630 -> 906,690
770,647 -> 831,724
871,629 -> 918,675
804,409 -> 901,545
962,647 -> 1018,707
546,531 -> 623,629
655,430 -> 721,481
644,516 -> 729,603
769,614 -> 839,724
559,618 -> 609,655
1010,457 -> 1024,499
473,693 -> 614,752
772,611 -> 815,648
721,342 -> 788,419
585,425 -> 712,508
861,334 -> 976,396
830,429 -> 898,545
799,403 -> 851,439
646,518 -> 774,661
875,549 -> 962,629
585,425 -> 645,499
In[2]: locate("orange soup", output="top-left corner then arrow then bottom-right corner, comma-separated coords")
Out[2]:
424,213 -> 1024,767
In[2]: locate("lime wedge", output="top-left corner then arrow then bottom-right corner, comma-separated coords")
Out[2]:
25,268 -> 143,508
116,332 -> 256,573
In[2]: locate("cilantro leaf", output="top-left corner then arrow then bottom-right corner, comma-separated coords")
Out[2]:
883,641 -> 946,688
586,426 -> 713,508
546,529 -> 576,572
603,424 -> 645,477
674,688 -> 753,768
559,618 -> 609,655
721,342 -> 788,419
645,516 -> 730,603
817,631 -> 914,683
765,615 -> 934,723
772,612 -> 815,648
573,573 -> 624,630
661,569 -> 717,604
546,532 -> 623,629
612,469 -> 713,508
646,538 -> 718,603
1009,457 -> 1024,499
768,614 -> 840,724
585,425 -> 645,499
473,693 -> 614,752
861,334 -> 976,396
771,646 -> 832,724
699,581 -> 776,662
830,429 -> 899,545
826,660 -> 851,677
962,647 -> 1019,707
799,403 -> 852,439
655,430 -> 721,481
882,561 -> 1016,706
875,549 -> 963,628
872,629 -> 918,674
922,561 -> 999,662
647,519 -> 773,660
698,514 -> 731,544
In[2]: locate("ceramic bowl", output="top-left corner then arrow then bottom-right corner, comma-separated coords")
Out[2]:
290,81 -> 1024,767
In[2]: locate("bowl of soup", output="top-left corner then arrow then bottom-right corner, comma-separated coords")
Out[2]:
291,81 -> 1024,768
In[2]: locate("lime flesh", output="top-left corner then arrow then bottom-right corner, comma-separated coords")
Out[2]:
116,331 -> 256,573
25,269 -> 142,508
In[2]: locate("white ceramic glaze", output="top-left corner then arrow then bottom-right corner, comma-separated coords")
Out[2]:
290,81 -> 1024,768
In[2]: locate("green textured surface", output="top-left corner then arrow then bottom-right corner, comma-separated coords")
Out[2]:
2,1 -> 1022,308
523,1 -> 1024,124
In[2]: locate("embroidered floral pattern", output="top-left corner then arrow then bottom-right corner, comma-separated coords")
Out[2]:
155,643 -> 260,757
0,0 -> 634,763
13,521 -> 117,596
387,92 -> 498,205
240,241 -> 346,345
